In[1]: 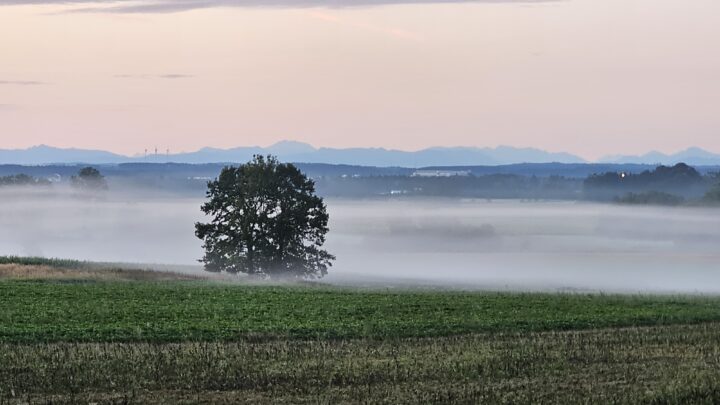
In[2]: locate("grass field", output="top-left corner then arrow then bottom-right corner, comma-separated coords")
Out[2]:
3,323 -> 720,404
3,280 -> 720,343
1,258 -> 720,403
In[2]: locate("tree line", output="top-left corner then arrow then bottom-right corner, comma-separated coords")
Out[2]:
584,163 -> 720,204
0,167 -> 108,191
0,174 -> 51,187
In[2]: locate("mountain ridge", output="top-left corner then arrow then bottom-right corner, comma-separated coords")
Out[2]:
1,141 -> 720,166
599,147 -> 720,166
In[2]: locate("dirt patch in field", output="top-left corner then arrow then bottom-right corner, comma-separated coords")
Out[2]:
0,263 -> 205,282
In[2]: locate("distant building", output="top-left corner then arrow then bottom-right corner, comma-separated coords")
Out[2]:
411,170 -> 471,178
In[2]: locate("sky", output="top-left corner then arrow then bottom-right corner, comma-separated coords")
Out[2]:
1,0 -> 719,160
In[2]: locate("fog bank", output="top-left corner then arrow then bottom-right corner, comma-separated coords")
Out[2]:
1,189 -> 719,293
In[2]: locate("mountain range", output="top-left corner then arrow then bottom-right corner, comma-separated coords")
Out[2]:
1,142 -> 719,167
599,147 -> 720,166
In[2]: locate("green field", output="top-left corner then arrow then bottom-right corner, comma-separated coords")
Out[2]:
3,280 -> 720,343
2,260 -> 720,403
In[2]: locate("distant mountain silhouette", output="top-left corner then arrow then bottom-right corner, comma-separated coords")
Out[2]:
600,147 -> 720,166
0,141 -> 586,166
0,145 -> 127,165
4,142 -> 720,166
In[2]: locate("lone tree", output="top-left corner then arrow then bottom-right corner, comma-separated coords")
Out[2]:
71,167 -> 108,190
195,155 -> 335,279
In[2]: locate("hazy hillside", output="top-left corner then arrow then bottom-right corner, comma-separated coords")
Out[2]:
0,141 -> 586,166
5,142 -> 720,167
600,147 -> 720,166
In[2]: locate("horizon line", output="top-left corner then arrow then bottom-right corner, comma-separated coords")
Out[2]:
1,141 -> 719,163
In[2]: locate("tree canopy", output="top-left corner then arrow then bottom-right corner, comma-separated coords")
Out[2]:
0,174 -> 50,187
195,155 -> 335,279
71,167 -> 108,190
703,184 -> 720,204
583,163 -> 707,200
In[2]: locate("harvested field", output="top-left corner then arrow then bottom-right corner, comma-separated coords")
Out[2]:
2,323 -> 720,404
0,263 -> 204,282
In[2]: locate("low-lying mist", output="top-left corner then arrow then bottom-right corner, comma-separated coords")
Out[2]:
1,187 -> 719,293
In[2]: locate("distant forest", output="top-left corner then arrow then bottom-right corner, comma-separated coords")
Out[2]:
1,162 -> 719,205
0,174 -> 50,187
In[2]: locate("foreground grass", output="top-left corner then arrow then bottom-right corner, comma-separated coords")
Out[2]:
2,323 -> 720,404
0,264 -> 202,283
2,279 -> 720,343
0,256 -> 93,270
3,260 -> 720,403
0,256 -> 206,282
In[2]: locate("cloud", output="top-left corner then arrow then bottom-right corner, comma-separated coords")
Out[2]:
4,0 -> 556,14
158,74 -> 194,79
114,74 -> 194,79
0,80 -> 47,86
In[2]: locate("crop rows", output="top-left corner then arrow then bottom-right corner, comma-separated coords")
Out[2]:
3,280 -> 720,343
2,323 -> 720,404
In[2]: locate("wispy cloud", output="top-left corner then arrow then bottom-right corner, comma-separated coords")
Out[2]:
114,74 -> 194,79
158,74 -> 194,79
0,80 -> 48,86
5,0 -> 557,14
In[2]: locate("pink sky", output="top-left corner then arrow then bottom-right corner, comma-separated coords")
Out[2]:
1,0 -> 719,160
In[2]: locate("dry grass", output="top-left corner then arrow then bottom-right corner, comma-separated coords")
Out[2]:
0,263 -> 204,282
2,323 -> 720,404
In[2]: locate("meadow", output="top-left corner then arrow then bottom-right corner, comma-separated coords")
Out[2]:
2,258 -> 720,403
